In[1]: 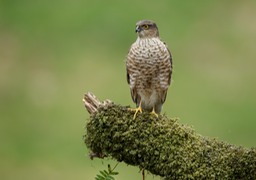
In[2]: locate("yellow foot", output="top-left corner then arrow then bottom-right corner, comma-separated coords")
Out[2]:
150,108 -> 159,118
129,106 -> 142,119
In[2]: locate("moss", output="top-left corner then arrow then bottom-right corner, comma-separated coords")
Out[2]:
84,103 -> 256,179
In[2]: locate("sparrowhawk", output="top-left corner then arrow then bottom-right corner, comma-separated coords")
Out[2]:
126,20 -> 173,119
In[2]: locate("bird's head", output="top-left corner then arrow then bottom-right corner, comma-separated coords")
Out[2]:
135,20 -> 159,38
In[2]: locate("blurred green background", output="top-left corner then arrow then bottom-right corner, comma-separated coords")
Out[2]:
1,0 -> 256,179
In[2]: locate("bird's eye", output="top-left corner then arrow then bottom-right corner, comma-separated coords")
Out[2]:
142,24 -> 149,29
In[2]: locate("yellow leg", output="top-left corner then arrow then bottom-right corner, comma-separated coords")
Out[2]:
150,107 -> 158,118
129,101 -> 142,119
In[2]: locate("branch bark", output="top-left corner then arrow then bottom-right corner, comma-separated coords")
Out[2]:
83,92 -> 256,179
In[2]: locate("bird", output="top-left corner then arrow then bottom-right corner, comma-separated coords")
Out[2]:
126,20 -> 173,119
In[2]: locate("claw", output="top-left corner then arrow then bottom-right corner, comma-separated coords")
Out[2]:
150,108 -> 159,118
129,102 -> 142,119
133,106 -> 142,119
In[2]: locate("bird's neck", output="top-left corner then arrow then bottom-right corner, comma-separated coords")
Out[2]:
136,37 -> 160,44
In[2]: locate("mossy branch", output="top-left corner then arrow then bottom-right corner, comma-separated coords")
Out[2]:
83,92 -> 256,179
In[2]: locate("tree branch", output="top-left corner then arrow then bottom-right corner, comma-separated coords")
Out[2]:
83,92 -> 256,179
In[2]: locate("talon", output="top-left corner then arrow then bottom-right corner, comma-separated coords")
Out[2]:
150,108 -> 159,118
129,102 -> 142,119
133,106 -> 142,119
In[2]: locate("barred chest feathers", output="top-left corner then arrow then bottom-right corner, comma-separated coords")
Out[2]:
129,37 -> 169,64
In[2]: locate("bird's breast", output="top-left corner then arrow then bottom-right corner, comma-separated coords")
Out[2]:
127,37 -> 171,90
130,38 -> 168,64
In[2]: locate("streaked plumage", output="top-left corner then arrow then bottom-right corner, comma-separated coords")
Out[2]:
126,20 -> 173,118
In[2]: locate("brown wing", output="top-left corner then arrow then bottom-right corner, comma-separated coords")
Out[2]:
126,49 -> 140,106
167,47 -> 173,86
160,44 -> 173,103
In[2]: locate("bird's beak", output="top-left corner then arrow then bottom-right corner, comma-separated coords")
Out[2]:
135,26 -> 141,33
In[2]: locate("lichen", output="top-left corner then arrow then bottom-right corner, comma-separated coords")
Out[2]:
84,103 -> 256,179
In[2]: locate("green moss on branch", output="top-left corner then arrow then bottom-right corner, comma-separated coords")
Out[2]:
84,102 -> 256,179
